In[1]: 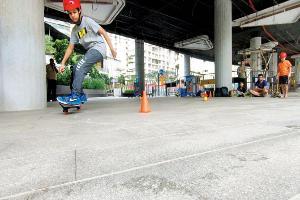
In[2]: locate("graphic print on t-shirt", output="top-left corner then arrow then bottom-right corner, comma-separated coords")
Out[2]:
77,27 -> 87,39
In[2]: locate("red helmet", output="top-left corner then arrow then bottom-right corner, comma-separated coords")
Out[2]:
279,52 -> 287,59
63,0 -> 81,11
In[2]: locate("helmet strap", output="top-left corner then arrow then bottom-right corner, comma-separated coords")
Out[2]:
75,9 -> 82,25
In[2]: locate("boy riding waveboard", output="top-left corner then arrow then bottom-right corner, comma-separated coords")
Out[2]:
57,0 -> 117,108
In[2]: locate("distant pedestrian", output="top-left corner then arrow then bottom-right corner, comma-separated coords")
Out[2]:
46,58 -> 58,101
277,52 -> 292,98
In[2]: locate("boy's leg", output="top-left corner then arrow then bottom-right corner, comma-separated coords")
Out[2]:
70,66 -> 74,91
72,49 -> 103,95
57,49 -> 103,105
284,84 -> 288,97
285,76 -> 289,97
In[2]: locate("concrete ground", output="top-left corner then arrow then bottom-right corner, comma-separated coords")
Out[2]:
0,94 -> 300,200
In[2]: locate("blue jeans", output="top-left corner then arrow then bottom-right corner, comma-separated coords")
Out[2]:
72,49 -> 103,95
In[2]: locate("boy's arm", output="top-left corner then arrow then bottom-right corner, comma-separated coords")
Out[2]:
59,43 -> 75,72
98,27 -> 117,59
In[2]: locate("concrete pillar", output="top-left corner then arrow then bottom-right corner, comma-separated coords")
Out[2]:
250,37 -> 262,72
0,0 -> 46,111
184,55 -> 190,77
269,52 -> 278,76
214,0 -> 232,89
293,56 -> 300,86
135,39 -> 145,94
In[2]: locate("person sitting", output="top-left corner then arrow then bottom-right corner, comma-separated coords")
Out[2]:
196,85 -> 205,97
236,82 -> 247,97
249,74 -> 269,97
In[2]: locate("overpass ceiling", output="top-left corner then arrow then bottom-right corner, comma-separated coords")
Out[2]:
45,0 -> 300,62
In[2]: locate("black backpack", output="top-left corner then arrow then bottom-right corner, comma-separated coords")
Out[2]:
221,87 -> 229,97
215,88 -> 222,97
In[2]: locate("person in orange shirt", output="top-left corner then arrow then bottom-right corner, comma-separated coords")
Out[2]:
277,52 -> 292,98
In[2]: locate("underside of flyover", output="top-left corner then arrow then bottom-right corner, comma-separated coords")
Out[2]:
45,0 -> 300,63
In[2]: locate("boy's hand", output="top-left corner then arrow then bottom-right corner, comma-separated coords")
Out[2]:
111,49 -> 117,59
59,64 -> 65,73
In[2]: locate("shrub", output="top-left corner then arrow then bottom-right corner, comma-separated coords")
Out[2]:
123,90 -> 134,94
57,67 -> 72,86
82,78 -> 106,90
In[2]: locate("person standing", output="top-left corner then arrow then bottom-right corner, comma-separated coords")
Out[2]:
46,58 -> 58,101
237,61 -> 247,87
277,52 -> 292,98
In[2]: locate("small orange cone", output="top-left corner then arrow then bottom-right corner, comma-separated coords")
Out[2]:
203,93 -> 208,102
209,91 -> 213,98
140,91 -> 151,113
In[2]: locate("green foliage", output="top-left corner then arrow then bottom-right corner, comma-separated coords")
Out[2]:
53,39 -> 69,64
146,71 -> 159,83
48,37 -> 109,89
52,38 -> 84,66
88,65 -> 101,79
165,70 -> 177,82
57,67 -> 72,86
45,35 -> 56,55
70,53 -> 84,66
117,75 -> 126,85
82,78 -> 106,90
123,90 -> 134,94
125,75 -> 136,84
88,66 -> 110,85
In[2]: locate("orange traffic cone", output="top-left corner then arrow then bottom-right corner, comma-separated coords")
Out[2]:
140,91 -> 151,113
203,93 -> 208,102
209,91 -> 213,98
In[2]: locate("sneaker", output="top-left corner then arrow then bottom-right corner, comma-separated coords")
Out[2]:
57,92 -> 81,105
58,92 -> 87,104
57,92 -> 73,104
80,93 -> 88,104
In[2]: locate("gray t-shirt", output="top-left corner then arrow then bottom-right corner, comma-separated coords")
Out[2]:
70,16 -> 106,58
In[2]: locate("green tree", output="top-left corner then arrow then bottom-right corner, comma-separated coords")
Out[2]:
146,71 -> 159,84
57,67 -> 72,86
117,74 -> 126,85
88,65 -> 110,85
45,35 -> 56,55
52,38 -> 110,88
53,39 -> 69,64
70,53 -> 84,66
165,70 -> 177,82
99,73 -> 110,85
52,38 -> 84,66
82,78 -> 106,90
